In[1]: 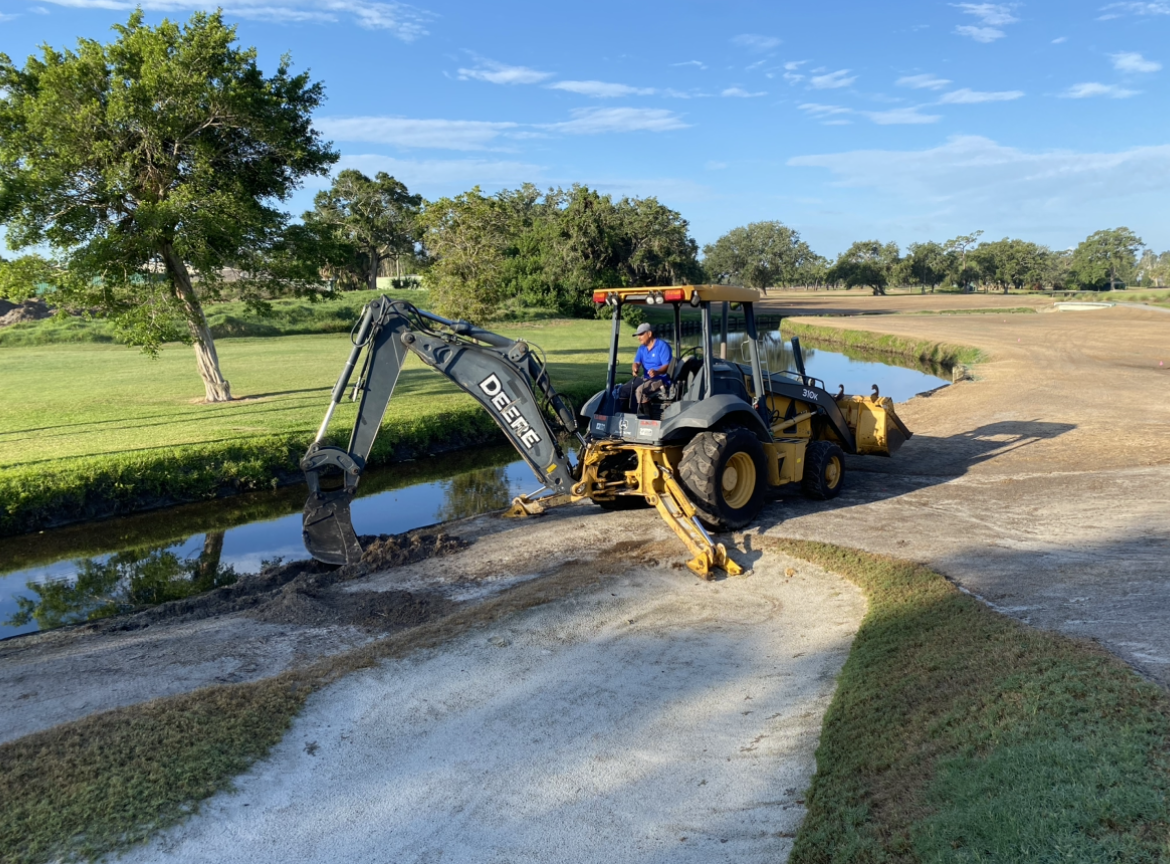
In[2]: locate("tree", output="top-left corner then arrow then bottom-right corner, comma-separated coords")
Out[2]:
1069,227 -> 1144,291
943,230 -> 984,292
903,242 -> 948,293
702,221 -> 816,289
420,184 -> 701,320
970,238 -> 1051,293
305,170 -> 421,291
419,187 -> 512,320
0,11 -> 336,401
1136,249 -> 1170,288
827,240 -> 900,295
0,254 -> 69,301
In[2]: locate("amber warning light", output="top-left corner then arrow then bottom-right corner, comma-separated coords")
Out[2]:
664,289 -> 685,302
593,291 -> 608,303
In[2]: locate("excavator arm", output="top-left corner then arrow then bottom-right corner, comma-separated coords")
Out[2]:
301,295 -> 580,565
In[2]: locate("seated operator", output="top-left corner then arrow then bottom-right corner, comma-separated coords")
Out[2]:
617,322 -> 673,412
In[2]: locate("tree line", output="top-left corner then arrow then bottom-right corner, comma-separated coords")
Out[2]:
0,11 -> 1163,401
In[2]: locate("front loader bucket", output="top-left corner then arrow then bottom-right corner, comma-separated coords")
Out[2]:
835,395 -> 913,456
303,490 -> 363,565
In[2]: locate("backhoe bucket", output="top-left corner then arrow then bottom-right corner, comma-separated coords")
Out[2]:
303,491 -> 363,566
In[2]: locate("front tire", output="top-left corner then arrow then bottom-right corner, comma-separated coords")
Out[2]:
678,426 -> 767,531
802,441 -> 845,500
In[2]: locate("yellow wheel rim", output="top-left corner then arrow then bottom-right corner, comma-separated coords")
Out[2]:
824,456 -> 842,489
722,452 -> 756,509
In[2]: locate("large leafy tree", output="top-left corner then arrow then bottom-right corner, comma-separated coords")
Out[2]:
305,169 -> 421,291
0,11 -> 336,401
702,221 -> 816,289
827,240 -> 901,295
419,186 -> 511,320
970,238 -> 1052,293
1069,227 -> 1144,291
421,184 -> 701,320
903,241 -> 949,293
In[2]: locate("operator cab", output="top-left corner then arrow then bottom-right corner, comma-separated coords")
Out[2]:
581,285 -> 773,446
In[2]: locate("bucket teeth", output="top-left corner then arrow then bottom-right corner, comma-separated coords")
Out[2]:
303,491 -> 363,565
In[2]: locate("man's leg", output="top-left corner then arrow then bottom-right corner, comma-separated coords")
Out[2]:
634,377 -> 666,410
616,379 -> 638,412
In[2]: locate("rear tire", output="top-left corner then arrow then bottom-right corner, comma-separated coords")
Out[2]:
802,441 -> 845,500
678,425 -> 767,531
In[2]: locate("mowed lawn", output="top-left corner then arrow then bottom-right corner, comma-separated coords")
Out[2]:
0,319 -> 614,471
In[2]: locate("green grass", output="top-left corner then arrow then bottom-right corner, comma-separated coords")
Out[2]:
0,318 -> 614,536
766,539 -> 1170,864
0,289 -> 431,347
781,320 -> 985,369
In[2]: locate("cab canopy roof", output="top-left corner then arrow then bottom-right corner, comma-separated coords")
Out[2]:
592,285 -> 761,306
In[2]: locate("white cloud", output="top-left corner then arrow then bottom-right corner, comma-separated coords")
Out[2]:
731,34 -> 781,52
315,116 -> 518,150
1100,1 -> 1170,16
671,60 -> 708,70
548,80 -> 655,98
336,154 -> 545,188
457,59 -> 552,85
0,11 -> 18,19
952,2 -> 1019,25
955,25 -> 1006,42
787,135 -> 1170,220
705,161 -> 728,170
1061,81 -> 1140,98
1052,36 -> 1067,43
35,0 -> 432,36
809,69 -> 856,89
784,61 -> 807,70
799,103 -> 851,117
864,107 -> 942,124
30,5 -> 50,12
938,88 -> 1024,103
1110,51 -> 1162,73
721,87 -> 766,97
823,119 -> 853,126
897,73 -> 953,90
543,107 -> 690,135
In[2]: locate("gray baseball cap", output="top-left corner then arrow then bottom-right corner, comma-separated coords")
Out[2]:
634,322 -> 653,335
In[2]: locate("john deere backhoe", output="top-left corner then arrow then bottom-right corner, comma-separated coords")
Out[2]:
301,285 -> 911,578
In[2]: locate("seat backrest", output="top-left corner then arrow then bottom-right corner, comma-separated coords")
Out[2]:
673,355 -> 704,398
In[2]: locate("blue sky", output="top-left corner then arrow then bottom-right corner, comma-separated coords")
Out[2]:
1,0 -> 1167,258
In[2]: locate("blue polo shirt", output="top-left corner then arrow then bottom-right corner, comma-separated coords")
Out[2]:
635,338 -> 673,385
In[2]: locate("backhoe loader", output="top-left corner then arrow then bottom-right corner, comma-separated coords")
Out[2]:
301,285 -> 911,578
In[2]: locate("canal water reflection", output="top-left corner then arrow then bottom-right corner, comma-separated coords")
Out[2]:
0,343 -> 947,638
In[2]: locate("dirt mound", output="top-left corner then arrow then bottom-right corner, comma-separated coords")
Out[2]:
360,532 -> 466,569
0,299 -> 53,327
93,531 -> 468,635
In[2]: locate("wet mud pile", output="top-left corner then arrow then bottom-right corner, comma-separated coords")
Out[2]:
87,531 -> 468,635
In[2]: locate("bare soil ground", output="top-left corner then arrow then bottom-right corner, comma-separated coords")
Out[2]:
116,517 -> 865,864
758,291 -> 1170,686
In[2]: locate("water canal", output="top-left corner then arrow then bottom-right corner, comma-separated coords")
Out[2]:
0,339 -> 949,639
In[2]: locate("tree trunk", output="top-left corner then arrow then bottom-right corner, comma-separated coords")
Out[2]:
160,241 -> 232,402
196,531 -> 225,583
368,249 -> 380,292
